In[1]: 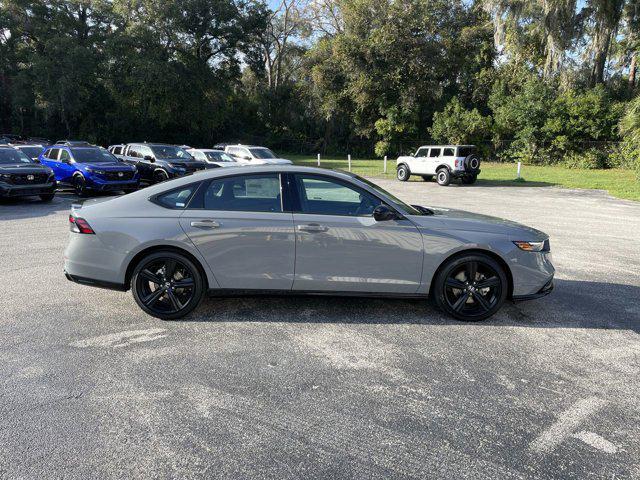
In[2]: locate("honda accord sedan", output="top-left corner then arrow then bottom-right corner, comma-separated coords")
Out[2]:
64,166 -> 554,321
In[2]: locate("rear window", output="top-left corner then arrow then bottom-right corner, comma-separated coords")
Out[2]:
457,146 -> 476,157
154,184 -> 199,209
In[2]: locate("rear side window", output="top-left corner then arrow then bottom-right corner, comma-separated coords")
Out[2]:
203,174 -> 281,213
154,184 -> 199,209
443,148 -> 454,156
429,148 -> 441,157
457,146 -> 476,157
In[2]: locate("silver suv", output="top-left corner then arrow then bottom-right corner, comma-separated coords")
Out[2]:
396,145 -> 481,185
224,145 -> 292,165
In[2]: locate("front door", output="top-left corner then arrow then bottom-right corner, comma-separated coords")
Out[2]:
180,173 -> 295,290
290,173 -> 423,293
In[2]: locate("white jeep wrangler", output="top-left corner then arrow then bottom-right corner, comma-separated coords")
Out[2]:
396,145 -> 481,186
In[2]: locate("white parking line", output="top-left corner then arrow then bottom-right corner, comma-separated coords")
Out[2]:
572,431 -> 618,454
530,396 -> 607,454
70,328 -> 167,348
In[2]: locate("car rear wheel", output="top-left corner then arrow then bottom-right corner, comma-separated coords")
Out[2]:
39,193 -> 55,202
397,164 -> 410,181
461,175 -> 477,185
73,175 -> 88,197
432,253 -> 507,322
436,168 -> 451,186
421,175 -> 433,181
131,251 -> 205,320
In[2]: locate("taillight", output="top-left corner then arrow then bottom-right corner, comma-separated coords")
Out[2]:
455,160 -> 460,167
69,215 -> 95,234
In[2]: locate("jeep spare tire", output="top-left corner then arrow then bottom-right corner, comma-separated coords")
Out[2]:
464,155 -> 481,173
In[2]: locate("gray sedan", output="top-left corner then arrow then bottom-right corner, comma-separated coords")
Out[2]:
64,166 -> 554,321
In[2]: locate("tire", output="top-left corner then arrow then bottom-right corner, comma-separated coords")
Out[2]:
73,175 -> 89,197
436,168 -> 451,186
461,175 -> 477,185
39,193 -> 55,202
131,251 -> 205,320
153,169 -> 169,184
123,187 -> 138,194
432,253 -> 508,322
421,175 -> 433,182
464,155 -> 481,174
397,164 -> 410,182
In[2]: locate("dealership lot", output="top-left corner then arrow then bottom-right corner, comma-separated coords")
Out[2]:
1,180 -> 639,479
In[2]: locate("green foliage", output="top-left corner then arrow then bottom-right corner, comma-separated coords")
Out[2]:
618,95 -> 640,179
430,97 -> 492,146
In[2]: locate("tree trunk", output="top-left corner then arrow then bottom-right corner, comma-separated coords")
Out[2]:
630,52 -> 637,91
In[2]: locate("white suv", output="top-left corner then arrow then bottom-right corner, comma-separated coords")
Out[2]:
396,145 -> 481,186
224,145 -> 292,165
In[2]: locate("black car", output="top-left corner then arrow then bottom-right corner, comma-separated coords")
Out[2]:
0,146 -> 56,201
118,143 -> 210,183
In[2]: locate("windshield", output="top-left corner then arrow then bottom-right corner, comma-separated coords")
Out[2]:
0,148 -> 34,165
354,174 -> 424,215
249,148 -> 276,159
457,146 -> 476,157
205,151 -> 235,162
150,145 -> 193,160
70,148 -> 115,163
18,146 -> 44,158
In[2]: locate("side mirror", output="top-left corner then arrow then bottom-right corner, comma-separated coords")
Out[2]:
373,204 -> 399,222
144,155 -> 154,162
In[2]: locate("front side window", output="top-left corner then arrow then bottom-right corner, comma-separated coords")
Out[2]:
415,147 -> 428,157
203,174 -> 281,213
429,148 -> 441,157
47,148 -> 60,159
0,148 -> 33,164
59,150 -> 71,162
128,146 -> 140,158
155,184 -> 199,209
295,175 -> 383,217
112,146 -> 122,155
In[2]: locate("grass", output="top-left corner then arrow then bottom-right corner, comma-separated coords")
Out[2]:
286,154 -> 640,202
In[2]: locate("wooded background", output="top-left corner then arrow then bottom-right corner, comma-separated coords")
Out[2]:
1,0 -> 639,175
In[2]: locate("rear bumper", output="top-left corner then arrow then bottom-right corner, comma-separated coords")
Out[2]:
512,278 -> 554,301
64,270 -> 128,291
451,169 -> 480,178
0,182 -> 56,197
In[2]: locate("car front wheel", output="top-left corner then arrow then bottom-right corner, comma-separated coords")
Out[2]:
432,253 -> 507,321
39,193 -> 55,202
397,165 -> 410,181
131,251 -> 205,320
74,175 -> 88,197
154,169 -> 169,183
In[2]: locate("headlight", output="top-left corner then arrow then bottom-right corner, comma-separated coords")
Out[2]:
513,240 -> 549,252
0,173 -> 11,181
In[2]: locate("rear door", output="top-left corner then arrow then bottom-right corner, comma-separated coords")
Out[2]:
290,173 -> 423,293
427,147 -> 441,174
180,173 -> 295,290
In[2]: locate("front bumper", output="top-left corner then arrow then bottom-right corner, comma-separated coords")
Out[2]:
86,178 -> 139,191
512,278 -> 554,301
0,181 -> 56,197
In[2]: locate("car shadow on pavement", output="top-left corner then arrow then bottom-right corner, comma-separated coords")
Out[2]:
0,191 -> 115,220
473,179 -> 556,188
187,279 -> 639,333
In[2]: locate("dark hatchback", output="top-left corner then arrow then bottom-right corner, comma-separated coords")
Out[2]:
0,146 -> 56,201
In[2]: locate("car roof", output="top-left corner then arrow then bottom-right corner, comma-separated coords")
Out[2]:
188,148 -> 225,153
418,145 -> 475,148
228,144 -> 271,149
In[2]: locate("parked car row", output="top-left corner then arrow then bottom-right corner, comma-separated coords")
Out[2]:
0,139 -> 292,201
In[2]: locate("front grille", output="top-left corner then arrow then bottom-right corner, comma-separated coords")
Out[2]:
103,171 -> 135,181
7,187 -> 52,196
9,173 -> 50,185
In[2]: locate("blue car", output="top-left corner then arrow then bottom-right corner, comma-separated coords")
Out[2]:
39,144 -> 139,196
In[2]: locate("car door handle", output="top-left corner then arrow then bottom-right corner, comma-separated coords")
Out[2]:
298,223 -> 328,232
190,220 -> 220,229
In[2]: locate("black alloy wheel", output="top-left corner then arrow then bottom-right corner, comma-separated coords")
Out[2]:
433,253 -> 507,321
131,252 -> 204,320
74,175 -> 88,197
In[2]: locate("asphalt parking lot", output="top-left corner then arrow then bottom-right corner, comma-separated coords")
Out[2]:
1,179 -> 639,479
